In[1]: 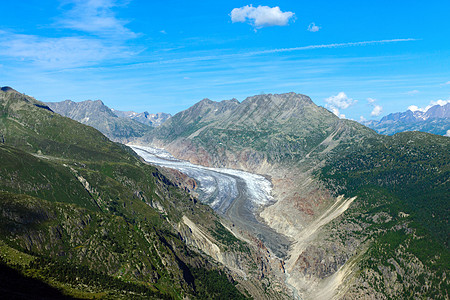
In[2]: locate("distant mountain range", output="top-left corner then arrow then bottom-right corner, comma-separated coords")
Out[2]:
46,100 -> 171,143
362,103 -> 450,136
112,109 -> 171,127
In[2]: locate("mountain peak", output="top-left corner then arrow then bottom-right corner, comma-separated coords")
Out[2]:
88,99 -> 105,106
198,98 -> 213,104
239,93 -> 315,116
1,86 -> 17,93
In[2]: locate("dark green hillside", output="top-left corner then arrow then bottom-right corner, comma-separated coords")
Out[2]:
0,87 -> 131,162
0,87 -> 249,299
321,132 -> 449,245
319,132 -> 449,298
0,145 -> 99,210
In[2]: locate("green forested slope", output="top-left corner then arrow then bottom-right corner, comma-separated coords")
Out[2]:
319,132 -> 449,298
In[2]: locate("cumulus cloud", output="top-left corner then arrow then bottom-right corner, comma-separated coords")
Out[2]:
408,99 -> 450,112
330,107 -> 346,118
445,130 -> 450,137
371,105 -> 383,116
58,0 -> 137,38
325,92 -> 356,109
325,92 -> 356,118
307,23 -> 320,32
230,5 -> 295,29
367,97 -> 383,116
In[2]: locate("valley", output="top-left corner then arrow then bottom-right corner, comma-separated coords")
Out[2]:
130,144 -> 291,259
129,93 -> 449,299
1,88 -> 448,299
2,2 -> 450,298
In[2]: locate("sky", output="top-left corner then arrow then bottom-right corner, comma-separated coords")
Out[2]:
1,0 -> 449,120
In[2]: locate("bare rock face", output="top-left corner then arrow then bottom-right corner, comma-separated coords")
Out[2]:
46,99 -> 153,143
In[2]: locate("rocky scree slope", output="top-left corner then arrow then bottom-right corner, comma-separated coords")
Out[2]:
0,87 -> 287,299
137,92 -> 449,299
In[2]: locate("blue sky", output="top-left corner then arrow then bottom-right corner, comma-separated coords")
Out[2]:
1,0 -> 449,120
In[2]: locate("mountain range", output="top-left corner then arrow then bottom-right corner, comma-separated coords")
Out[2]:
45,100 -> 171,143
134,92 -> 449,299
111,109 -> 171,127
362,102 -> 450,136
1,87 -> 449,299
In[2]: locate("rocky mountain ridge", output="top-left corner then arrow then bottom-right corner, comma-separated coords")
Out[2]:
362,102 -> 450,136
112,109 -> 171,127
46,99 -> 153,143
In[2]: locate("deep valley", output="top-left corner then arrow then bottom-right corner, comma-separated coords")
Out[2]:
1,87 -> 449,299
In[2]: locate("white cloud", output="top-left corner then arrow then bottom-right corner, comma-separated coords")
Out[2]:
443,81 -> 450,85
230,5 -> 295,29
408,99 -> 450,112
307,23 -> 320,32
58,0 -> 137,38
445,130 -> 450,137
325,92 -> 356,119
0,30 -> 133,69
325,92 -> 357,109
371,105 -> 383,116
330,107 -> 345,118
367,97 -> 383,116
251,38 -> 418,55
407,105 -> 420,112
0,1 -> 138,69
